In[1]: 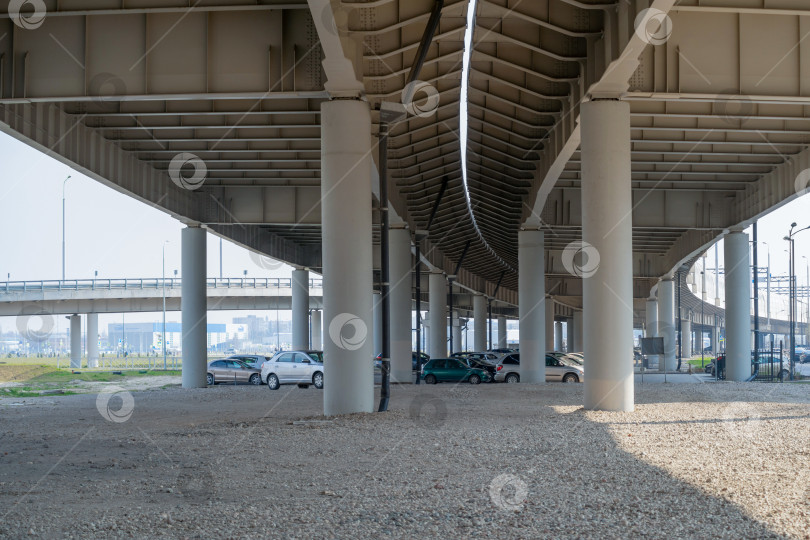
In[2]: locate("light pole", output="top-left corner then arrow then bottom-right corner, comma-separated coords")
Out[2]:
61,175 -> 71,281
785,222 -> 810,379
162,240 -> 169,370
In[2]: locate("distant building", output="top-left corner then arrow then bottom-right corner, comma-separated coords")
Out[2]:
106,322 -> 247,353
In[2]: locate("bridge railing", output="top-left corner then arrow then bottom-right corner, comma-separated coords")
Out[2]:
0,278 -> 323,293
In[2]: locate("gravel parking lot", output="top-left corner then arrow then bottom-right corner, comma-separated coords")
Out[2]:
0,381 -> 808,539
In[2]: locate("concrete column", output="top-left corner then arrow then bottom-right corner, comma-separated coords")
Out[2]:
321,99 -> 374,415
389,227 -> 412,383
423,312 -> 430,355
473,294 -> 487,351
291,269 -> 310,350
555,321 -> 564,352
518,229 -> 545,383
545,299 -> 555,351
645,299 -> 659,368
69,314 -> 81,368
86,313 -> 99,368
311,310 -> 322,350
181,227 -> 207,388
659,279 -> 676,371
497,316 -> 507,348
573,311 -> 584,352
725,231 -> 752,381
428,272 -> 447,359
372,291 -> 382,355
451,312 -> 462,353
565,318 -> 574,353
682,319 -> 692,359
712,322 -> 720,355
581,99 -> 634,412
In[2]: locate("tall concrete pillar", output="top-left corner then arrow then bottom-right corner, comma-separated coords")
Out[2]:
86,313 -> 99,368
181,226 -> 207,388
291,268 -> 310,350
682,319 -> 692,359
545,299 -> 555,351
497,316 -> 507,348
518,229 -> 545,383
581,99 -> 634,412
659,279 -> 676,371
565,318 -> 574,353
573,311 -> 584,352
321,98 -> 374,415
555,321 -> 564,352
428,272 -> 447,359
645,299 -> 659,368
423,312 -> 430,355
725,231 -> 752,381
372,291 -> 382,355
451,312 -> 462,353
311,310 -> 322,350
712,321 -> 720,355
389,227 -> 412,383
69,314 -> 81,368
473,294 -> 487,351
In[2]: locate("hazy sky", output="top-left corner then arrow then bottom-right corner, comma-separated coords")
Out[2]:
1,129 -> 809,333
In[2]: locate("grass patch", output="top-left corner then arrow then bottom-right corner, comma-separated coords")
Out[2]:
0,365 -> 181,384
0,387 -> 79,398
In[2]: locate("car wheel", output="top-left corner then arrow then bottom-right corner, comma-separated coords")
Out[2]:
505,373 -> 519,384
563,373 -> 579,383
313,372 -> 324,389
266,373 -> 280,390
249,374 -> 261,385
206,373 -> 214,385
469,374 -> 481,385
424,374 -> 437,385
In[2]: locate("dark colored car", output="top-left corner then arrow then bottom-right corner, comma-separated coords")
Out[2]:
375,352 -> 430,371
458,356 -> 497,380
421,358 -> 491,384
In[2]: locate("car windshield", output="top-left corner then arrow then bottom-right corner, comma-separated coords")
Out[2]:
308,351 -> 324,363
563,354 -> 583,366
558,356 -> 580,368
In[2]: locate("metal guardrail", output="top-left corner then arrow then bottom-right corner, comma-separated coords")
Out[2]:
0,278 -> 323,293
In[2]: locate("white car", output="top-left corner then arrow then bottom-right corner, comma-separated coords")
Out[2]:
494,353 -> 584,383
261,350 -> 324,390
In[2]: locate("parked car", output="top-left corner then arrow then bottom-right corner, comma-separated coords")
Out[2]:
225,354 -> 272,369
493,353 -> 584,383
375,351 -> 430,371
261,350 -> 324,390
459,356 -> 497,380
548,351 -> 584,368
421,358 -> 491,384
206,359 -> 262,386
489,348 -> 517,354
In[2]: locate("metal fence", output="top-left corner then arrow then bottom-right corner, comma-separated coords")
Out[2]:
1,277 -> 323,293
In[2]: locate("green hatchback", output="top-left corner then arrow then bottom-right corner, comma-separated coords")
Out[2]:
421,358 -> 491,385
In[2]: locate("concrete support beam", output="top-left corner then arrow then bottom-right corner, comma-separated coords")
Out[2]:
451,312 -> 462,354
682,319 -> 693,359
86,313 -> 99,368
429,272 -> 447,359
497,316 -> 507,349
725,231 -> 752,381
69,314 -> 81,369
292,269 -> 310,350
181,226 -> 208,388
518,229 -> 545,383
545,300 -> 555,351
321,99 -> 374,415
311,310 -> 322,350
473,294 -> 487,352
565,318 -> 574,353
581,100 -> 634,412
659,279 -> 677,371
389,228 -> 413,383
555,322 -> 564,352
573,311 -> 584,352
645,299 -> 659,368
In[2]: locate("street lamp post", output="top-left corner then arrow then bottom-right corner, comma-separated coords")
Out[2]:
785,222 -> 810,379
162,240 -> 169,370
61,175 -> 71,281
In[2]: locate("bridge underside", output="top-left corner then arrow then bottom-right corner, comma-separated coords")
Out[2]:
2,0 -> 809,412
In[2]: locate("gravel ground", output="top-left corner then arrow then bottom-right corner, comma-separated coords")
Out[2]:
0,381 -> 808,539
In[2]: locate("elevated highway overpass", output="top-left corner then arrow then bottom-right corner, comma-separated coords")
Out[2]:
3,0 -> 810,413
